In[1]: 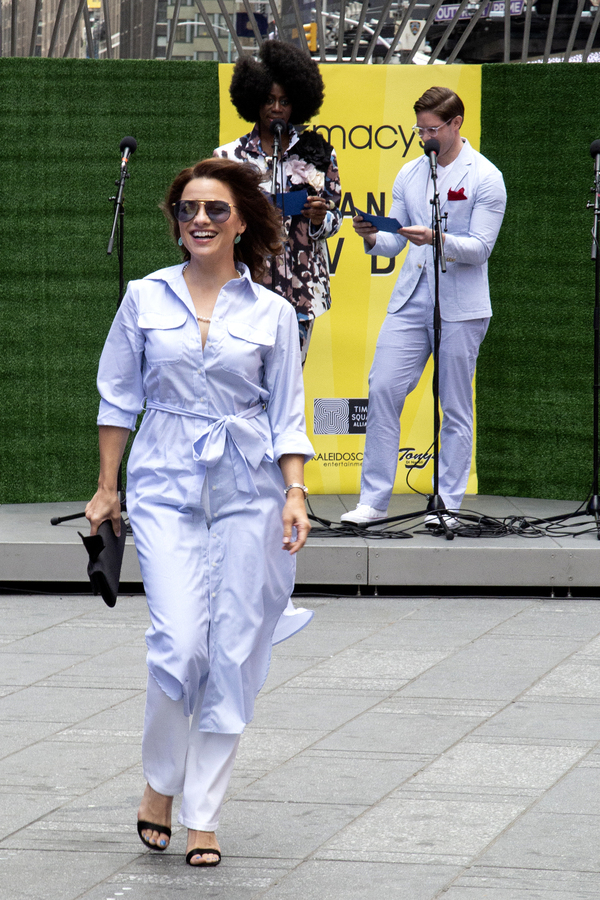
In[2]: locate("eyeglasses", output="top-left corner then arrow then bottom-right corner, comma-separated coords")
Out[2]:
172,199 -> 235,223
265,95 -> 291,108
411,118 -> 454,139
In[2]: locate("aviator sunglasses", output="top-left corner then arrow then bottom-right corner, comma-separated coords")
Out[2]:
172,199 -> 235,223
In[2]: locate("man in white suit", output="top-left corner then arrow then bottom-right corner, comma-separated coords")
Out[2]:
341,87 -> 506,526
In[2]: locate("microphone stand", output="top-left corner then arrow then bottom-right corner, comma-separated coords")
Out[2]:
584,142 -> 600,536
541,141 -> 600,541
426,143 -> 453,539
50,140 -> 136,527
107,158 -> 130,306
269,121 -> 285,296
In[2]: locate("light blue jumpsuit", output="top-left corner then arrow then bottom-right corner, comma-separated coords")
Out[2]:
97,263 -> 314,737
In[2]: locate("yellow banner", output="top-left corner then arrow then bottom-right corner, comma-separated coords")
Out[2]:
218,64 -> 482,496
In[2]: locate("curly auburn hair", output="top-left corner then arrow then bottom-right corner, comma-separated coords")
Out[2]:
161,158 -> 283,283
229,40 -> 324,125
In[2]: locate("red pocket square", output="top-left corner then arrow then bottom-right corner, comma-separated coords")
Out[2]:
448,187 -> 467,201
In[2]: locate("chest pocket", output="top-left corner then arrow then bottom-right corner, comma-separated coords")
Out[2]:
138,311 -> 187,366
445,187 -> 473,234
219,320 -> 275,378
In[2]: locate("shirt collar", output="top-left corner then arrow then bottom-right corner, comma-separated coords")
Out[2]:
147,261 -> 259,303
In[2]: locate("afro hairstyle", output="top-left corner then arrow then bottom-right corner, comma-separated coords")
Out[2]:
229,40 -> 325,125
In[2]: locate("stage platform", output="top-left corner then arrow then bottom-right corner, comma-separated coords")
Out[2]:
1,494 -> 599,593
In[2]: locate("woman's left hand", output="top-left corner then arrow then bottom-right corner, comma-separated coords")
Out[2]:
282,492 -> 311,554
302,196 -> 328,227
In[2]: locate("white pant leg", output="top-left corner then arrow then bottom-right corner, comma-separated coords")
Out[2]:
142,672 -> 191,797
360,273 -> 489,514
179,695 -> 240,831
142,673 -> 240,832
435,316 -> 489,512
360,281 -> 433,510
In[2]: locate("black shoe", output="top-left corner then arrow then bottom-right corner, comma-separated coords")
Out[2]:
186,847 -> 222,867
137,819 -> 171,851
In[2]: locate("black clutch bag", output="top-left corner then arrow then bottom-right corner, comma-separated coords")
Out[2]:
79,517 -> 127,608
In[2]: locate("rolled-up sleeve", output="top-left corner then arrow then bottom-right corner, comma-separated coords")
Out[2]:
97,284 -> 145,431
263,302 -> 315,462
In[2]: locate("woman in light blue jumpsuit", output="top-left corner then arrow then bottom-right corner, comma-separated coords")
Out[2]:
85,158 -> 313,867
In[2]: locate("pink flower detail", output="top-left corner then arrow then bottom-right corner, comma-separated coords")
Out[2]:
287,157 -> 325,192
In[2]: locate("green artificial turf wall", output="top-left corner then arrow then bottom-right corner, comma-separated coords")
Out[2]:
478,63 -> 600,501
2,60 -> 599,504
0,58 -> 219,503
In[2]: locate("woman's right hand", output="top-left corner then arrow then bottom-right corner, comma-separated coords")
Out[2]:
86,426 -> 131,536
85,487 -> 122,537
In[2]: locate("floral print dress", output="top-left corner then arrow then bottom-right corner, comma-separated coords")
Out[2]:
214,125 -> 342,358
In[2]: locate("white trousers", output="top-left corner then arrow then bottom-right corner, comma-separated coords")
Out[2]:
142,673 -> 240,831
360,275 -> 489,513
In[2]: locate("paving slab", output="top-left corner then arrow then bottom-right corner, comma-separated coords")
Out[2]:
257,860 -> 462,900
474,699 -> 600,742
235,748 -> 425,806
450,865 -> 600,897
312,708 -> 485,755
475,809 -> 600,872
317,795 -> 529,865
406,741 -> 589,791
2,593 -> 600,900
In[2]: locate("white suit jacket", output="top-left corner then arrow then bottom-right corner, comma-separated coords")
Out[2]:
367,138 -> 506,322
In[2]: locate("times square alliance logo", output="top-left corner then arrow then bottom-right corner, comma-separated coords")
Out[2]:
312,399 -> 432,469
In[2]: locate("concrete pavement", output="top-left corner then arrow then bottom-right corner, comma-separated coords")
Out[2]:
2,591 -> 600,898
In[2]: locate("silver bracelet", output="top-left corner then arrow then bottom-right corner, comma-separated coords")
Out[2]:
284,483 -> 308,497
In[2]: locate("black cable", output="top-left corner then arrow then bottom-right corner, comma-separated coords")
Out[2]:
312,499 -> 600,541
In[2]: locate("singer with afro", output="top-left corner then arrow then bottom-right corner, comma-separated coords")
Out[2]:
214,39 -> 342,365
342,87 -> 506,527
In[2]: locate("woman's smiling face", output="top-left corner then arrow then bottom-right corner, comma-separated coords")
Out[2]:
178,177 -> 246,265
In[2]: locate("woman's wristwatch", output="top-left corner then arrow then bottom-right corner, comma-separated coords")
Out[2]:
284,483 -> 309,497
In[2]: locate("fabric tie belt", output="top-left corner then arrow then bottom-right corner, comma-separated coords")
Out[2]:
145,400 -> 273,495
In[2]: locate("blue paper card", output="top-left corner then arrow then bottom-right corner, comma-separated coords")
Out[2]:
355,209 -> 402,233
274,190 -> 308,216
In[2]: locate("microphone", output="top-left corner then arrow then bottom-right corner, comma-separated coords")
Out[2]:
591,140 -> 600,158
424,138 -> 440,177
269,118 -> 286,138
120,135 -> 137,169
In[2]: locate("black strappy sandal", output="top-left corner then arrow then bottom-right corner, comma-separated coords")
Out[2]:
185,847 -> 222,867
137,819 -> 171,851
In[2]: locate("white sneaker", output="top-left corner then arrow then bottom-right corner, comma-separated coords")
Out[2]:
340,504 -> 388,525
424,513 -> 460,531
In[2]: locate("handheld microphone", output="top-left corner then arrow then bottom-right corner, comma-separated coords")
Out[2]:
120,136 -> 137,169
590,140 -> 600,159
424,138 -> 440,177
